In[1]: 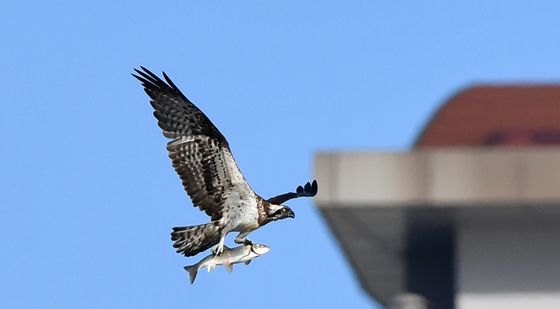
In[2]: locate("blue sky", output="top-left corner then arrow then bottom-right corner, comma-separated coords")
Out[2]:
2,1 -> 560,308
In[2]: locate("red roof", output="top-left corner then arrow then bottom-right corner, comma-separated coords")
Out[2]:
415,85 -> 560,148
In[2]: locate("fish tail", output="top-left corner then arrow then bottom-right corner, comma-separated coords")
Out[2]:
184,264 -> 198,284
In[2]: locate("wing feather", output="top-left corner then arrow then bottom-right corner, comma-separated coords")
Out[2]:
132,66 -> 228,145
266,180 -> 318,205
133,67 -> 249,219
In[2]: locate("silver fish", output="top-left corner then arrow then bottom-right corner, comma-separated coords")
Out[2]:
184,243 -> 270,284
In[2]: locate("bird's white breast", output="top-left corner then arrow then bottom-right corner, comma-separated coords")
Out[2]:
222,187 -> 259,231
220,148 -> 260,231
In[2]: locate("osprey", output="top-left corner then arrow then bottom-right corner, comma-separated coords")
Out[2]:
133,67 -> 317,257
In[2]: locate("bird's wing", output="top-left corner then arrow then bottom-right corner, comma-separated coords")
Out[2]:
133,67 -> 251,220
266,180 -> 318,205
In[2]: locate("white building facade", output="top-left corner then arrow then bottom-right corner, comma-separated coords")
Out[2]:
315,149 -> 560,308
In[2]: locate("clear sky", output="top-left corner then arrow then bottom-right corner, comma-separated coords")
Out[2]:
2,1 -> 560,308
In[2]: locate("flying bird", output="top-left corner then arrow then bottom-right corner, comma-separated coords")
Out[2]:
133,67 -> 317,257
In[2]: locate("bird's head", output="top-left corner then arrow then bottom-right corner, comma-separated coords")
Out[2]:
266,203 -> 295,222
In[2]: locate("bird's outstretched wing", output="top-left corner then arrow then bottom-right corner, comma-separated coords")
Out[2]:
267,180 -> 318,205
133,67 -> 251,221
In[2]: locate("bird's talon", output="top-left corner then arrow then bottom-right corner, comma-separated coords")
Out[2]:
212,242 -> 224,256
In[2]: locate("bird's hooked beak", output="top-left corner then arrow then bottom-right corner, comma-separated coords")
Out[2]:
269,205 -> 296,221
284,206 -> 295,219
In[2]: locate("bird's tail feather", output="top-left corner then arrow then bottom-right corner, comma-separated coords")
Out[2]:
171,221 -> 222,257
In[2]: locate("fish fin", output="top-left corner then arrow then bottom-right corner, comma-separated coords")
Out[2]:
225,263 -> 233,273
244,260 -> 252,265
183,265 -> 198,285
207,264 -> 216,272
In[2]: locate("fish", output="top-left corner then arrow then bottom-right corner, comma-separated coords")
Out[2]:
184,243 -> 270,284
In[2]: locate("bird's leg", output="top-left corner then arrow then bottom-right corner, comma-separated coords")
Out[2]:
234,231 -> 252,246
212,235 -> 226,256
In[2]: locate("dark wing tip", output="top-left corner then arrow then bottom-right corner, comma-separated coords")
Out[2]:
162,71 -> 180,91
132,66 -> 193,107
266,180 -> 318,204
311,180 -> 318,195
299,180 -> 318,197
132,67 -> 164,89
133,66 -> 230,145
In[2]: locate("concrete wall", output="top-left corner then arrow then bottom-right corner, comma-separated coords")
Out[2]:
315,150 -> 560,307
457,220 -> 560,309
315,149 -> 560,206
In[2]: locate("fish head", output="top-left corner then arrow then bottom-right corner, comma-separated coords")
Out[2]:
251,243 -> 271,255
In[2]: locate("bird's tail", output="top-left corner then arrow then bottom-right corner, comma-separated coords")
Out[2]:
184,264 -> 199,284
171,221 -> 222,257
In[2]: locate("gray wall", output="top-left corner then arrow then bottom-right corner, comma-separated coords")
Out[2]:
458,219 -> 560,308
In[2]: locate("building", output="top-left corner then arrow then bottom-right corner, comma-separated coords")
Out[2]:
315,85 -> 560,309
